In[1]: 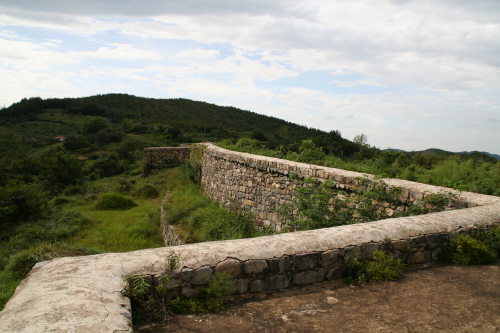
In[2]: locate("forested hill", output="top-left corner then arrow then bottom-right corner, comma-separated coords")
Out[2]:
0,94 -> 322,144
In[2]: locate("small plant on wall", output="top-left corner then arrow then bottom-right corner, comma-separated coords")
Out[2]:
276,173 -> 460,232
122,251 -> 180,323
440,225 -> 500,265
122,250 -> 233,324
344,250 -> 405,285
179,144 -> 207,184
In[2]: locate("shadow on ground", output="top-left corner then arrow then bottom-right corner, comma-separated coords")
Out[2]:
137,262 -> 500,333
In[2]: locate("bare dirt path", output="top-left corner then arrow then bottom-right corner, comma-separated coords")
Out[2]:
137,262 -> 500,333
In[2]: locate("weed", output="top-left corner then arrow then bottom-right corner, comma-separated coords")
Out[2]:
343,255 -> 367,285
170,272 -> 232,314
134,184 -> 159,199
344,251 -> 405,285
7,244 -> 99,279
94,192 -> 138,210
441,234 -> 497,265
165,250 -> 180,272
367,251 -> 405,282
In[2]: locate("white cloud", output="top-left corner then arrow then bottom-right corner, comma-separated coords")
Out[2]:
86,44 -> 162,61
178,49 -> 219,60
0,0 -> 499,153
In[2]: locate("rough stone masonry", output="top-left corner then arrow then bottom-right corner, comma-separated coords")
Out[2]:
1,144 -> 499,332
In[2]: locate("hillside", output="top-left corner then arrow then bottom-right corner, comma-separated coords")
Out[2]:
0,95 -> 329,146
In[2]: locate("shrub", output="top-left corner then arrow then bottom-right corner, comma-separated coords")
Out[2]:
442,234 -> 497,265
134,184 -> 159,199
95,192 -> 137,210
343,255 -> 367,285
344,251 -> 405,285
51,196 -> 77,206
367,251 -> 405,282
170,272 -> 232,314
0,183 -> 48,225
7,244 -> 99,279
470,225 -> 500,257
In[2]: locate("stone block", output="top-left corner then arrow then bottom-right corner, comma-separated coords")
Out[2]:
269,275 -> 291,290
409,251 -> 431,264
181,286 -> 202,299
326,266 -> 343,280
251,279 -> 267,293
155,273 -> 181,290
364,242 -> 383,258
432,248 -> 442,261
409,235 -> 427,248
343,246 -> 361,260
426,233 -> 448,249
269,256 -> 291,274
391,239 -> 408,252
293,252 -> 321,271
230,279 -> 249,294
215,258 -> 242,278
293,268 -> 325,285
244,259 -> 269,274
321,249 -> 341,267
181,265 -> 213,285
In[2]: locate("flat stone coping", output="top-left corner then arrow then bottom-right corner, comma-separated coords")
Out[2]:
1,202 -> 499,332
202,143 -> 500,206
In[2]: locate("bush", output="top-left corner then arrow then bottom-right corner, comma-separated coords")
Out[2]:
7,210 -> 90,253
0,183 -> 48,225
7,244 -> 99,279
51,196 -> 77,206
170,272 -> 232,314
470,225 -> 500,257
367,251 -> 404,282
134,184 -> 159,199
442,234 -> 497,265
95,192 -> 137,210
344,251 -> 405,285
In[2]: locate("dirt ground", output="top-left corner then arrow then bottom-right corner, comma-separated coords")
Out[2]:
136,262 -> 500,333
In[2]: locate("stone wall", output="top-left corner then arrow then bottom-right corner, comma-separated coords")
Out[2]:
2,203 -> 499,332
161,192 -> 184,246
2,144 -> 500,332
200,144 -> 488,231
142,146 -> 191,177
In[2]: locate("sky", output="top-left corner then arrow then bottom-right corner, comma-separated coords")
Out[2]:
1,0 -> 499,154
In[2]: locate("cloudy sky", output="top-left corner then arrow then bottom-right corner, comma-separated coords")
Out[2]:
1,0 -> 499,154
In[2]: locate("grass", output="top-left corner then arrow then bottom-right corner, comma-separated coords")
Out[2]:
162,169 -> 265,243
69,203 -> 163,252
0,170 -> 170,310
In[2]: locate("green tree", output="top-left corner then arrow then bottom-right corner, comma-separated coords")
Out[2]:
41,148 -> 84,193
0,183 -> 48,225
298,140 -> 326,163
82,118 -> 108,135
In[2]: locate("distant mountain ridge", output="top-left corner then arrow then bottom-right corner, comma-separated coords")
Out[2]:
385,148 -> 500,160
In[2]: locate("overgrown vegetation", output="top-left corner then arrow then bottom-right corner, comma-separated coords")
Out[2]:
440,225 -> 500,265
0,93 -> 498,313
219,139 -> 500,196
277,174 -> 457,231
0,171 -> 168,310
344,251 -> 405,285
122,251 -> 232,324
163,169 -> 266,242
94,192 -> 138,210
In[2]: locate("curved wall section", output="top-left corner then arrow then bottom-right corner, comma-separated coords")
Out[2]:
1,144 -> 499,332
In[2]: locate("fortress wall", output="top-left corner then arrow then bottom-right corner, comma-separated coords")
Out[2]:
1,145 -> 500,332
142,146 -> 191,177
200,144 -> 495,231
